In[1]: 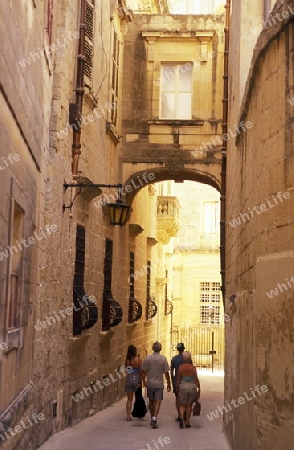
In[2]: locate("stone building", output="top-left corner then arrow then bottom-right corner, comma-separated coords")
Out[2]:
0,0 -> 226,448
225,0 -> 294,448
0,1 -> 162,448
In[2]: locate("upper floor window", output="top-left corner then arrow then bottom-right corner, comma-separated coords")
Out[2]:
160,64 -> 192,120
203,201 -> 219,234
8,203 -> 24,330
46,0 -> 54,45
110,30 -> 120,126
85,0 -> 95,82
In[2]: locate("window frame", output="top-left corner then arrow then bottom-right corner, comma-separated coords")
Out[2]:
203,201 -> 220,234
199,281 -> 221,325
159,63 -> 193,120
84,0 -> 95,84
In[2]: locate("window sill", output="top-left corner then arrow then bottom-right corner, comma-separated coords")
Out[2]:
126,322 -> 137,329
99,330 -> 115,336
148,119 -> 204,127
144,319 -> 154,325
106,122 -> 120,144
67,333 -> 92,351
6,328 -> 21,351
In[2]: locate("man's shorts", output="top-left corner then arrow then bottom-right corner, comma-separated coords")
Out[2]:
147,387 -> 164,401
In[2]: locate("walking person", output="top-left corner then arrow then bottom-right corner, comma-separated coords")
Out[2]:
170,342 -> 186,421
175,351 -> 200,429
140,341 -> 171,428
125,345 -> 142,421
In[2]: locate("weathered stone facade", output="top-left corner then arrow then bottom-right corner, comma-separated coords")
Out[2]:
121,11 -> 225,191
225,1 -> 294,448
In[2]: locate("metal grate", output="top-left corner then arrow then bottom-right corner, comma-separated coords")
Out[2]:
171,326 -> 224,372
102,239 -> 123,330
73,225 -> 86,335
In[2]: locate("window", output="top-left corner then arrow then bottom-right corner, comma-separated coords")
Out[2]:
203,202 -> 219,234
200,282 -> 220,324
102,238 -> 113,331
46,0 -> 54,45
73,225 -> 86,335
146,260 -> 157,320
160,64 -> 192,119
7,203 -> 24,329
129,251 -> 135,297
110,30 -> 120,125
85,0 -> 95,82
128,252 -> 142,323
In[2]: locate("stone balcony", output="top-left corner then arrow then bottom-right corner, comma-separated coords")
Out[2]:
156,196 -> 180,244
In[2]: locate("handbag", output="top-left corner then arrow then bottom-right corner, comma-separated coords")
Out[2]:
193,400 -> 201,416
131,387 -> 147,418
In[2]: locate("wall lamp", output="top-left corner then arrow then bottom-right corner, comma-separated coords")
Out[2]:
63,182 -> 130,226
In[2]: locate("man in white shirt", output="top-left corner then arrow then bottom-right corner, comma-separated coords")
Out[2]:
141,341 -> 171,428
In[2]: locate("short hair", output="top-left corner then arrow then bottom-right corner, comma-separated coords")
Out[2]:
182,351 -> 192,363
152,341 -> 162,352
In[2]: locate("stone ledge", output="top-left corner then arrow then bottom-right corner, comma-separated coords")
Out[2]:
0,381 -> 33,431
66,333 -> 92,351
126,322 -> 137,329
99,330 -> 115,336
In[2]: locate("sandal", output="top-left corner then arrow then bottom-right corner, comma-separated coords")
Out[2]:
179,418 -> 184,429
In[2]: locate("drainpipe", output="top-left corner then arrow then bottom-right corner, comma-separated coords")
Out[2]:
71,0 -> 86,178
220,0 -> 230,306
264,0 -> 271,20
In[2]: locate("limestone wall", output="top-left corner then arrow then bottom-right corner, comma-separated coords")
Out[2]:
226,1 -> 294,448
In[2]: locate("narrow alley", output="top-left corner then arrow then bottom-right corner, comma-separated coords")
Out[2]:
1,0 -> 294,449
38,372 -> 229,450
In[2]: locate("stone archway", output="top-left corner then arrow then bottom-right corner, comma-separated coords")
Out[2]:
122,165 -> 221,205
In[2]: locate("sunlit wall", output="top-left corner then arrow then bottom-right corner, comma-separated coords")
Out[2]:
167,0 -> 225,14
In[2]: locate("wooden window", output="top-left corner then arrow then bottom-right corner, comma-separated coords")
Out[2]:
7,203 -> 24,330
200,282 -> 220,324
110,31 -> 120,125
146,260 -> 151,298
129,252 -> 135,297
160,64 -> 192,119
46,0 -> 54,45
85,0 -> 95,82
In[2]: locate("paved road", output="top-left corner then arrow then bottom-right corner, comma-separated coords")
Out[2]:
38,370 -> 230,450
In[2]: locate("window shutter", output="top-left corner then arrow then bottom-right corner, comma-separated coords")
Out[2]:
84,0 -> 94,81
110,31 -> 120,125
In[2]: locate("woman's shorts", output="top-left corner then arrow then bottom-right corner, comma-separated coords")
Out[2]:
125,374 -> 140,393
178,381 -> 197,405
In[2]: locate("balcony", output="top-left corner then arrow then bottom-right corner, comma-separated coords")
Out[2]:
157,196 -> 180,244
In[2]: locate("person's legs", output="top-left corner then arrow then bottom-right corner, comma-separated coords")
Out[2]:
153,399 -> 162,418
185,403 -> 192,426
178,404 -> 185,428
126,392 -> 133,420
176,394 -> 181,418
149,399 -> 155,418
